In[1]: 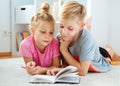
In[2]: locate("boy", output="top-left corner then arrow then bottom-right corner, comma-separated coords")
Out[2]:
47,1 -> 111,76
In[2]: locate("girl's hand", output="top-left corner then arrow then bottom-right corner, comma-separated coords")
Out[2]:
26,61 -> 36,69
26,67 -> 36,75
26,66 -> 43,75
25,61 -> 36,75
47,68 -> 62,76
33,66 -> 45,74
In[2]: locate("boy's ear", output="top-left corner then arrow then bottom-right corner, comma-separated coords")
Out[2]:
30,27 -> 34,35
80,22 -> 85,29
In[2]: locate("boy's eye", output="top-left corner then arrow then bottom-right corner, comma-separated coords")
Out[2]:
49,32 -> 53,34
60,25 -> 64,28
68,27 -> 73,30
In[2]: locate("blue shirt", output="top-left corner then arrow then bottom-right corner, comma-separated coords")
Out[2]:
69,29 -> 111,72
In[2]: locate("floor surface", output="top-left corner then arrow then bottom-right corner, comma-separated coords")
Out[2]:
0,57 -> 120,86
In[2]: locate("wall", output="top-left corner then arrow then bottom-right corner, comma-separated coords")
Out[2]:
109,0 -> 120,54
91,0 -> 109,47
0,0 -> 11,52
91,0 -> 120,54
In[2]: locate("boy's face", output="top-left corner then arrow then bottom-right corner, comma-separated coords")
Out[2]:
34,21 -> 54,47
59,18 -> 82,43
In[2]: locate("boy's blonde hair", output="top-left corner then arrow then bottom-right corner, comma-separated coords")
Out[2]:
60,1 -> 86,24
30,2 -> 55,29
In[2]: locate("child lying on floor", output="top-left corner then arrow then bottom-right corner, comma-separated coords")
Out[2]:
47,1 -> 111,76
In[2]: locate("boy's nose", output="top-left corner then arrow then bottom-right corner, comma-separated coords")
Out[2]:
61,29 -> 64,33
61,29 -> 67,35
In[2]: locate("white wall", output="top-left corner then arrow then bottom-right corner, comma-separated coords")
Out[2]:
91,0 -> 120,54
0,0 -> 11,52
109,0 -> 120,54
91,0 -> 109,47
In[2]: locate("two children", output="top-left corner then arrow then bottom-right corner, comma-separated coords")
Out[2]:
20,1 -> 114,76
19,3 -> 60,75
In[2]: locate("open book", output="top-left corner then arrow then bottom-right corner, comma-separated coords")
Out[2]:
30,66 -> 80,84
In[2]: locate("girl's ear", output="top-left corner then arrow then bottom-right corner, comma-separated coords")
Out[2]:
80,22 -> 85,29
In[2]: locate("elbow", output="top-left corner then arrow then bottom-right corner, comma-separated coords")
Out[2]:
79,72 -> 87,76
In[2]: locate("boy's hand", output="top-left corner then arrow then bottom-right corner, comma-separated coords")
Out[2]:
60,37 -> 71,52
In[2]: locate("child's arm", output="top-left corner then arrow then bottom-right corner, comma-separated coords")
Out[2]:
61,50 -> 90,76
31,56 -> 61,75
60,39 -> 90,76
23,56 -> 37,75
51,56 -> 61,68
60,55 -> 69,67
45,56 -> 61,72
23,56 -> 35,66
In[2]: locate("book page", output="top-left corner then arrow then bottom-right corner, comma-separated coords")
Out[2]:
30,75 -> 55,83
55,75 -> 80,83
56,72 -> 79,79
55,66 -> 77,79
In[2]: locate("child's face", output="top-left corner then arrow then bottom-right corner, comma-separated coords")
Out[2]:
34,21 -> 54,48
59,18 -> 82,43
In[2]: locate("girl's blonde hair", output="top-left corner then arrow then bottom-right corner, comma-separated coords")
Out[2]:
60,1 -> 86,24
30,2 -> 55,29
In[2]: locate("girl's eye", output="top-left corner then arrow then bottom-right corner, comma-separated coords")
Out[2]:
40,31 -> 46,33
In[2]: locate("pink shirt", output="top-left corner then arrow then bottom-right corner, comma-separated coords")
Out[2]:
19,35 -> 60,67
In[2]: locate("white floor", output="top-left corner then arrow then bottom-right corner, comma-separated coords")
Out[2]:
0,57 -> 120,86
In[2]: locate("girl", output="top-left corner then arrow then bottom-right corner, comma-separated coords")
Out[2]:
19,3 -> 60,75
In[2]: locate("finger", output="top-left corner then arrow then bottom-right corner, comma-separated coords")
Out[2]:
27,62 -> 34,68
33,67 -> 38,71
60,39 -> 64,44
50,70 -> 56,76
31,61 -> 36,66
26,63 -> 31,68
30,62 -> 35,68
27,69 -> 36,75
46,70 -> 51,75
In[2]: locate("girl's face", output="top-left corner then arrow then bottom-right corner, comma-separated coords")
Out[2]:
59,18 -> 82,43
34,21 -> 54,48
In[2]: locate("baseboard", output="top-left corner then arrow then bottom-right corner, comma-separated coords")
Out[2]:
0,52 -> 12,57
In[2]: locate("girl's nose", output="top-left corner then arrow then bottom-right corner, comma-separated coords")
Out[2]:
45,34 -> 50,38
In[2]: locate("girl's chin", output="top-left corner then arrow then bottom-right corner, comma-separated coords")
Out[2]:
43,42 -> 51,46
44,43 -> 49,46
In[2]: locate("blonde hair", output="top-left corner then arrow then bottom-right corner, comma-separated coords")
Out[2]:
30,2 -> 55,29
60,1 -> 86,24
